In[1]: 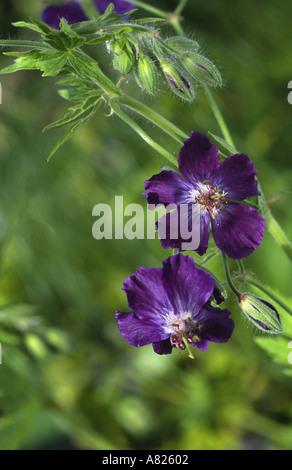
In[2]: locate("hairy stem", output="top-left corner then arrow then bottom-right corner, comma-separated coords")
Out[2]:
204,85 -> 236,149
110,99 -> 178,166
245,276 -> 292,316
175,0 -> 189,15
221,253 -> 241,297
0,40 -> 48,48
123,0 -> 167,18
120,95 -> 187,144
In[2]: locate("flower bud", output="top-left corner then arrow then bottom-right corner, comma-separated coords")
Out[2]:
108,38 -> 127,55
239,293 -> 282,334
165,36 -> 200,54
137,55 -> 158,94
160,60 -> 195,101
113,51 -> 134,74
181,52 -> 222,87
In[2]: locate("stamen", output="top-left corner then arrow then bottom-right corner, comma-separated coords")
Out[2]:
182,338 -> 195,359
194,181 -> 227,217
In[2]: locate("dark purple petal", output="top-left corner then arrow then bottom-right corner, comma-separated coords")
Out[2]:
196,210 -> 210,256
41,0 -> 88,29
179,73 -> 190,89
122,267 -> 173,326
178,131 -> 221,187
166,72 -> 180,89
161,254 -> 215,317
144,170 -> 193,206
211,286 -> 225,304
152,338 -> 173,355
115,311 -> 169,347
94,0 -> 135,16
156,205 -> 210,256
195,304 -> 234,343
157,209 -> 181,251
193,339 -> 210,351
212,202 -> 266,259
213,154 -> 260,201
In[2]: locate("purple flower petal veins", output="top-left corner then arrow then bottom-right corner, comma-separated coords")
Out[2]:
144,131 -> 266,259
115,253 -> 234,356
41,0 -> 135,29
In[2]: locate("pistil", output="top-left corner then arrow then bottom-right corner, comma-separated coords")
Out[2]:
195,180 -> 227,219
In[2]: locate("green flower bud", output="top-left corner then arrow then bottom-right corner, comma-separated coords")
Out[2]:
181,52 -> 222,87
165,36 -> 200,54
239,293 -> 282,334
137,55 -> 158,94
160,59 -> 195,101
109,38 -> 127,55
113,51 -> 134,75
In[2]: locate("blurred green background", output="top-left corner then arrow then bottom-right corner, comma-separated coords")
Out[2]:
0,0 -> 292,450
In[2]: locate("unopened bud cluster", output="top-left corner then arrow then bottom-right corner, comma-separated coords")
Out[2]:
107,31 -> 222,101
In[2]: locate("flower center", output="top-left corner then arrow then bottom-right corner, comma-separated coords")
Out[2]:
169,316 -> 203,353
194,180 -> 227,219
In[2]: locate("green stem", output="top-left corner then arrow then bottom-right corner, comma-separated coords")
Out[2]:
265,208 -> 292,262
170,17 -> 185,36
236,259 -> 245,274
97,23 -> 156,34
120,95 -> 187,144
110,99 -> 178,166
174,0 -> 189,16
123,0 -> 167,18
245,276 -> 292,316
221,253 -> 241,297
204,85 -> 236,149
195,247 -> 220,266
0,40 -> 47,48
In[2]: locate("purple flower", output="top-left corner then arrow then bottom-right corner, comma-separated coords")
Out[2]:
41,0 -> 88,29
115,254 -> 234,356
144,131 -> 266,259
41,0 -> 135,29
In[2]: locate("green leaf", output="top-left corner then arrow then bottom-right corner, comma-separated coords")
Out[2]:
43,32 -> 86,52
29,17 -> 86,51
160,164 -> 177,172
70,6 -> 138,32
208,132 -> 238,155
30,17 -> 54,34
11,20 -> 44,33
67,50 -> 120,95
96,1 -> 115,20
46,98 -> 102,161
1,49 -> 68,77
47,121 -> 83,162
44,93 -> 102,130
255,336 -> 292,376
86,34 -> 115,45
253,288 -> 292,375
